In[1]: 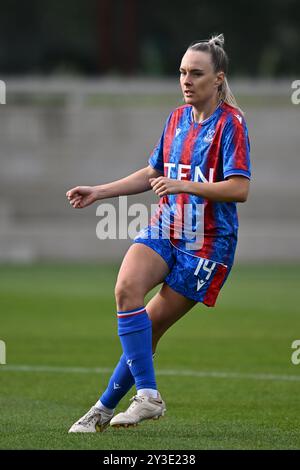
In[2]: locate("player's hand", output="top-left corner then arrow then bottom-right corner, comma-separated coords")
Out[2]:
66,186 -> 98,209
149,177 -> 185,196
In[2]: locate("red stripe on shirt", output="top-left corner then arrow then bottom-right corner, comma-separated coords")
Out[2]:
222,103 -> 248,172
163,106 -> 187,165
151,107 -> 186,229
195,113 -> 227,259
232,120 -> 248,171
171,122 -> 202,243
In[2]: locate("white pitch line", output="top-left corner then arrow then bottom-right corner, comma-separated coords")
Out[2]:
1,364 -> 300,382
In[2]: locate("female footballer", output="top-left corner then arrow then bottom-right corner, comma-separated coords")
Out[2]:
67,34 -> 251,432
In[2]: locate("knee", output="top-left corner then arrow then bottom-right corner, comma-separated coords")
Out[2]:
114,278 -> 144,311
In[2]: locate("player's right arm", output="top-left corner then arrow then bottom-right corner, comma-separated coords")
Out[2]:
67,110 -> 171,209
66,165 -> 163,209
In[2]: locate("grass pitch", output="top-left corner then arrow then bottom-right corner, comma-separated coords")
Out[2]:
0,263 -> 300,450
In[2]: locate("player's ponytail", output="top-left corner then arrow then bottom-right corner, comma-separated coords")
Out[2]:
188,34 -> 242,113
219,76 -> 240,110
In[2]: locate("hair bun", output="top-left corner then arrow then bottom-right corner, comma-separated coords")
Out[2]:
209,34 -> 225,48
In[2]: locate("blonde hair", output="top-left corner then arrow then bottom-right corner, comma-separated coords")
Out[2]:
188,34 -> 241,112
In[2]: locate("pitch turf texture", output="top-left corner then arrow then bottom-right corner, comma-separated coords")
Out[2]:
0,263 -> 299,450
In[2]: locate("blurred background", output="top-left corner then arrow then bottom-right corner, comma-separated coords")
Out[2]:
0,0 -> 299,263
1,0 -> 300,451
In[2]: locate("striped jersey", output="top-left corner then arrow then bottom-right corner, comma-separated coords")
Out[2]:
148,101 -> 251,267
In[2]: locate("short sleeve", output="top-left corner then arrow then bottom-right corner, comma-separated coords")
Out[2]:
222,113 -> 251,180
148,113 -> 172,173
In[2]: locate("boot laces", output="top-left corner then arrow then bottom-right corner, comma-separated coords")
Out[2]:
79,407 -> 100,425
128,395 -> 144,410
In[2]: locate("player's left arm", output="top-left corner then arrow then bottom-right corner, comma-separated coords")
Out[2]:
150,175 -> 250,202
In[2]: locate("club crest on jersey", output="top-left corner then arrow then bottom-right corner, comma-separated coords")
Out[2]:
203,128 -> 215,143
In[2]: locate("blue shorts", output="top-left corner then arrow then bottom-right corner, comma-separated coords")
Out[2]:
134,226 -> 232,307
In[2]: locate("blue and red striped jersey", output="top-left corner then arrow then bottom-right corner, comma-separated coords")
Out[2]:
148,101 -> 251,266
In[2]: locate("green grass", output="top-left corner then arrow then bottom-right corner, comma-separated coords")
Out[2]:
0,263 -> 300,450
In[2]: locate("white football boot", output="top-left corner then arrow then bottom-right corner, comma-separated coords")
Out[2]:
68,406 -> 114,433
110,392 -> 166,428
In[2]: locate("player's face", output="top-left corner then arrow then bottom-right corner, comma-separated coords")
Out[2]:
179,50 -> 224,107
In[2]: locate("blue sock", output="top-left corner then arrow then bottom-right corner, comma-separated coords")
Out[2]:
117,306 -> 157,391
99,353 -> 135,409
